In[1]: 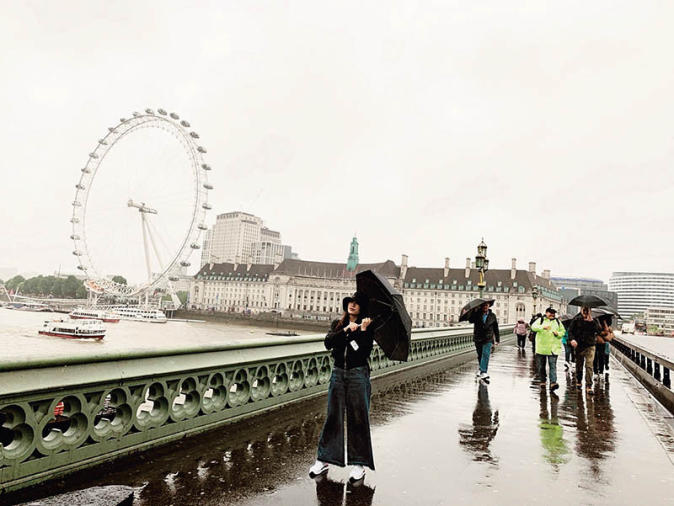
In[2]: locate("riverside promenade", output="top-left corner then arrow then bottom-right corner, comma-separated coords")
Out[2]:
4,338 -> 674,505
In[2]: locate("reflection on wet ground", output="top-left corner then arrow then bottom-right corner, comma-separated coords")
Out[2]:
6,344 -> 674,505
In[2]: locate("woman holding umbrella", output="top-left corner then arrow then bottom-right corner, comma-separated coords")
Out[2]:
309,291 -> 375,483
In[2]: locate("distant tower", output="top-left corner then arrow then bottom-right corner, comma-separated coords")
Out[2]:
346,236 -> 359,272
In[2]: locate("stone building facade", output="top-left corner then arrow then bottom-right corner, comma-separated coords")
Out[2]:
189,255 -> 564,326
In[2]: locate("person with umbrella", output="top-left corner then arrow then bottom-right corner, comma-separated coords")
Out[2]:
467,300 -> 500,382
530,307 -> 565,393
309,291 -> 375,483
568,306 -> 602,394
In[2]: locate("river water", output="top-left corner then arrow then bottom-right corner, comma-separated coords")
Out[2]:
0,308 -> 315,364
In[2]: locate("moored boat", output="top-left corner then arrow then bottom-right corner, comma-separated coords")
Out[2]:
69,307 -> 120,323
39,318 -> 106,339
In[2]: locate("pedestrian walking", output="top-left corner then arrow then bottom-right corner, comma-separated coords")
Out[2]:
309,291 -> 375,483
561,326 -> 574,371
469,302 -> 500,383
513,318 -> 529,350
531,307 -> 565,393
568,306 -> 601,394
529,313 -> 542,353
594,319 -> 614,379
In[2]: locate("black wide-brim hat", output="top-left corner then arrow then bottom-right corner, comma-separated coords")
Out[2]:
342,291 -> 369,313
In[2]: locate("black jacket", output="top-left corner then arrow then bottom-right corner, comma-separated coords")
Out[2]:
469,310 -> 500,344
324,318 -> 374,369
568,314 -> 601,351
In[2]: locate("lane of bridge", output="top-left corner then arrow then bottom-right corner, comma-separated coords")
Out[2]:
6,342 -> 674,505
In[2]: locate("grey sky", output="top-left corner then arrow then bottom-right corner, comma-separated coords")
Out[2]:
1,1 -> 672,283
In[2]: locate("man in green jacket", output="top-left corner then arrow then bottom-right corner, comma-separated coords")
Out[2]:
531,307 -> 565,392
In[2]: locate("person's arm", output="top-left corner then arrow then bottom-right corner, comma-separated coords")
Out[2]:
493,316 -> 500,343
531,318 -> 544,332
468,312 -> 478,324
324,319 -> 346,350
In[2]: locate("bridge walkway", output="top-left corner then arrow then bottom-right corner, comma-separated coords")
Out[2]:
7,342 -> 674,505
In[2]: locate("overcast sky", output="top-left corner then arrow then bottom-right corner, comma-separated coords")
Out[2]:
1,1 -> 673,284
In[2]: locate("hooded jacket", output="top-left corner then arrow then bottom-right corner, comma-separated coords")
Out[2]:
324,318 -> 374,369
469,310 -> 500,345
530,316 -> 565,355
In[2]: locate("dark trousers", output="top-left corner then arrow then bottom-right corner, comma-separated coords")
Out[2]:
317,366 -> 375,469
563,342 -> 574,363
576,346 -> 595,385
516,334 -> 527,348
593,344 -> 608,374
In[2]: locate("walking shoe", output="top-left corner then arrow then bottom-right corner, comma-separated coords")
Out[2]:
349,465 -> 366,482
550,382 -> 559,392
309,460 -> 329,478
586,387 -> 594,395
564,361 -> 570,371
539,382 -> 546,389
605,371 -> 609,378
476,369 -> 481,377
479,372 -> 490,381
575,384 -> 582,391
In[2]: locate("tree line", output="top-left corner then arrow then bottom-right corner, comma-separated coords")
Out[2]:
2,274 -> 127,299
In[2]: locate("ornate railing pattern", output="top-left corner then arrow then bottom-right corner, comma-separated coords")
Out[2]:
0,325 -> 512,492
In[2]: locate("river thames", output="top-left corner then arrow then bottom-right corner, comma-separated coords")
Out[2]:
0,308 -> 315,363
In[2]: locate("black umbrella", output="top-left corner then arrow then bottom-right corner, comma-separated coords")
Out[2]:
459,298 -> 495,322
559,314 -> 575,328
568,295 -> 610,308
355,270 -> 412,362
594,305 -> 622,320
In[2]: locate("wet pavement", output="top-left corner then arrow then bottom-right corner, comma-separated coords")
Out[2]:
7,343 -> 674,505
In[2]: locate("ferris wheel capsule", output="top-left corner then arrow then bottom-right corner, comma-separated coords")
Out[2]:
145,109 -> 155,115
190,132 -> 199,139
157,109 -> 167,115
203,183 -> 213,190
170,112 -> 179,120
70,234 -> 80,240
180,261 -> 191,267
197,146 -> 207,153
89,152 -> 99,159
181,120 -> 190,128
198,224 -> 208,230
201,164 -> 211,171
76,184 -> 85,190
202,202 -> 212,210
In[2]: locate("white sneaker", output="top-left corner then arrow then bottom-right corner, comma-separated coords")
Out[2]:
476,369 -> 481,377
309,460 -> 329,478
479,372 -> 490,381
564,361 -> 570,370
349,465 -> 366,482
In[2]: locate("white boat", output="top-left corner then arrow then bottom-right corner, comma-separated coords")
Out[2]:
110,306 -> 167,323
39,318 -> 106,339
70,307 -> 120,323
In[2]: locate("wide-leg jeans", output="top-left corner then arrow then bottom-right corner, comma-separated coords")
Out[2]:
317,366 -> 375,469
576,346 -> 596,385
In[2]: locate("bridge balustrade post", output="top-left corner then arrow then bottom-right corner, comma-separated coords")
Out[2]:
647,358 -> 653,375
654,362 -> 661,381
640,353 -> 646,369
664,367 -> 671,389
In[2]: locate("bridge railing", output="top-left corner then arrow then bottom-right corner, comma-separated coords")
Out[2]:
0,324 -> 513,493
611,335 -> 674,413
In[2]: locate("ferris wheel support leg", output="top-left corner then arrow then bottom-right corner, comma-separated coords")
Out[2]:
141,213 -> 153,284
145,217 -> 182,310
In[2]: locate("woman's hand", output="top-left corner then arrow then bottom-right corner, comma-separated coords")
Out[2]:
361,318 -> 372,331
345,322 -> 359,333
570,339 -> 578,348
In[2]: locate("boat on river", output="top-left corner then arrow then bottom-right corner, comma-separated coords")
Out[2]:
109,306 -> 167,323
39,318 -> 106,339
69,307 -> 120,323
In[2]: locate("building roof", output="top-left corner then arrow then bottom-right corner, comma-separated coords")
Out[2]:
403,266 -> 555,292
194,259 -> 400,280
273,259 -> 400,279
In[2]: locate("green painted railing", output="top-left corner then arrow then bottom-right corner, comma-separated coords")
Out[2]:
0,325 -> 513,492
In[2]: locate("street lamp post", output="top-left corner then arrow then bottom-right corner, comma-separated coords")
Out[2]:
475,239 -> 489,299
532,286 -> 539,318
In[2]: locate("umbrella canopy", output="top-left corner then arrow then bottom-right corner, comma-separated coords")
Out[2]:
459,298 -> 495,322
593,305 -> 622,320
568,295 -> 610,308
355,269 -> 412,362
559,314 -> 575,328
